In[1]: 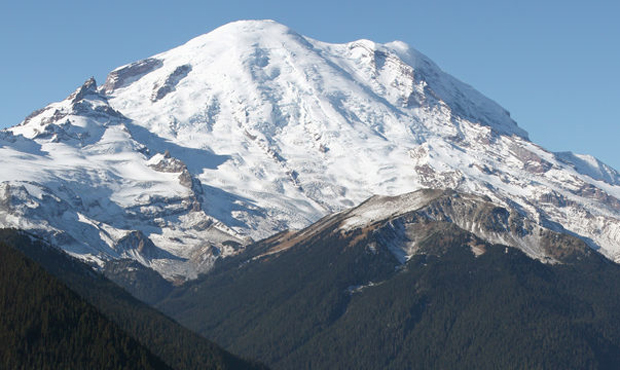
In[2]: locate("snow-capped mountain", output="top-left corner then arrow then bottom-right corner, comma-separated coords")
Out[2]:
2,20 -> 620,280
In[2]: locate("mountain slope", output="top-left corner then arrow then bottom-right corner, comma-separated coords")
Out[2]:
0,229 -> 266,370
0,237 -> 170,369
1,20 -> 620,280
156,189 -> 620,369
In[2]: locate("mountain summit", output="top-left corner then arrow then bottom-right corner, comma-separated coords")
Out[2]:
1,20 -> 619,279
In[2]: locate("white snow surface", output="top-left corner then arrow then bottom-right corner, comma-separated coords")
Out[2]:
2,20 -> 620,278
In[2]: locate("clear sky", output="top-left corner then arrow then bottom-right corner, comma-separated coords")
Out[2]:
1,0 -> 618,169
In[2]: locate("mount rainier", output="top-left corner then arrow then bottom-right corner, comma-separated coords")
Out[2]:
2,20 -> 620,280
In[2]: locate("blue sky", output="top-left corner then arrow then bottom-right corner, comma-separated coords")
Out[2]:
1,0 -> 618,169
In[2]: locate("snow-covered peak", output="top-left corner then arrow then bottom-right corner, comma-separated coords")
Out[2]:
2,20 -> 620,280
100,19 -> 527,141
9,77 -> 123,143
187,19 -> 303,47
102,19 -> 307,95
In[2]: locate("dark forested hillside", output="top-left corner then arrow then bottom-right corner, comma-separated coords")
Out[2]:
157,220 -> 620,370
0,229 -> 266,370
0,239 -> 170,369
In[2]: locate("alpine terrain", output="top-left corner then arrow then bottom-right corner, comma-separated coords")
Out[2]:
1,19 -> 619,282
